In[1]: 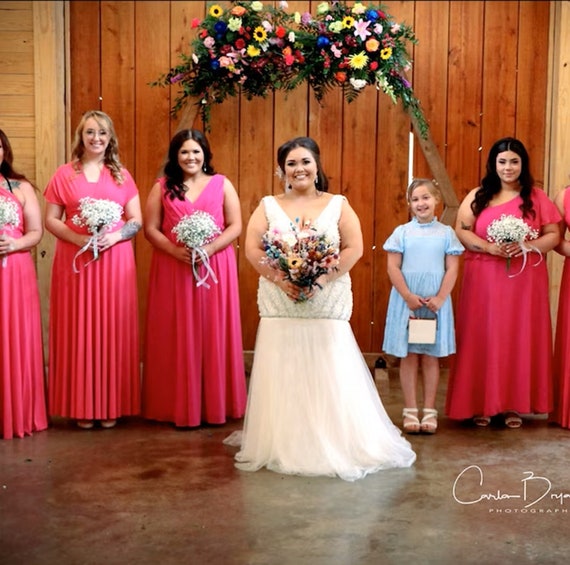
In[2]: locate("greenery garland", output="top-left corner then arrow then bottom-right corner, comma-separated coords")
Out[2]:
151,0 -> 429,138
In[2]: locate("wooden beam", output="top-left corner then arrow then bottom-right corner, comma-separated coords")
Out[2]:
410,108 -> 459,227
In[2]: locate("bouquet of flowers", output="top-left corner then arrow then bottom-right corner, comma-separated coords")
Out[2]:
294,1 -> 427,135
71,197 -> 124,272
486,213 -> 540,276
151,0 -> 304,128
262,222 -> 340,302
151,1 -> 428,138
0,195 -> 20,268
172,210 -> 222,288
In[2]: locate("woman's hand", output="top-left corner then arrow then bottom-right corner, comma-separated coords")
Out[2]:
0,234 -> 18,255
96,229 -> 122,252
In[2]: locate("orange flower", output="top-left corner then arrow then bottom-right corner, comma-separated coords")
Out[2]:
230,5 -> 247,17
334,72 -> 347,83
365,38 -> 380,52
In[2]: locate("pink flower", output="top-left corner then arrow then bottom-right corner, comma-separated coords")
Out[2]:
353,19 -> 371,41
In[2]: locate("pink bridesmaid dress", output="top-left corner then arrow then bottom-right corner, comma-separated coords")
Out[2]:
0,186 -> 48,438
143,174 -> 247,427
44,163 -> 140,421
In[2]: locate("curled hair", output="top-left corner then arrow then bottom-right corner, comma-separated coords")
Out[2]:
406,178 -> 441,203
276,136 -> 329,193
0,129 -> 29,191
71,110 -> 125,184
471,137 -> 535,219
164,129 -> 215,200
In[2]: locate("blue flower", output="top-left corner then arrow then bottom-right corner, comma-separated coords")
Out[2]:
316,35 -> 330,48
365,10 -> 379,22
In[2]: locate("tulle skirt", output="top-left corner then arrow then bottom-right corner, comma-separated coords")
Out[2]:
228,318 -> 416,482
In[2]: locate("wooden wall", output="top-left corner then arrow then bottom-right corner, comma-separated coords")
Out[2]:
1,1 -> 560,356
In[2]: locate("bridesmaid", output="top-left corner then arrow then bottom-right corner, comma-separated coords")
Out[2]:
0,129 -> 48,439
142,129 -> 246,427
552,183 -> 570,428
44,110 -> 142,430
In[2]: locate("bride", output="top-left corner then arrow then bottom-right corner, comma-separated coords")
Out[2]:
228,137 -> 416,481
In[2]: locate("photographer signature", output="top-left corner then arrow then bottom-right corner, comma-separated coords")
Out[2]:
452,465 -> 570,508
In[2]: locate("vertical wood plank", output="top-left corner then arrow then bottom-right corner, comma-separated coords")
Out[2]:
480,1 -> 518,161
134,1 -> 172,341
238,96 -> 276,349
412,1 -> 449,179
100,1 -> 136,171
516,0 -> 550,188
69,1 -> 101,132
342,87 -> 379,351
372,0 -> 416,353
33,1 -> 66,356
447,1 -> 484,200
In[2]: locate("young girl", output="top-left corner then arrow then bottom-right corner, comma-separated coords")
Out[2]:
382,179 -> 464,434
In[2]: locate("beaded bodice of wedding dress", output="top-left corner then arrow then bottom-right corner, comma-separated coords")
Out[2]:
257,194 -> 352,320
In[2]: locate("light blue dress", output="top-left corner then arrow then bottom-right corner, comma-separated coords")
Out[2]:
382,217 -> 464,358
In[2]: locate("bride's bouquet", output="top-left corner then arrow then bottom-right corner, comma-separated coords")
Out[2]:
71,197 -> 124,272
0,195 -> 20,268
262,223 -> 340,302
486,213 -> 540,276
172,210 -> 222,288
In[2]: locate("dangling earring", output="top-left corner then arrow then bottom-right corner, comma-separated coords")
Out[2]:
314,175 -> 320,189
203,165 -> 207,172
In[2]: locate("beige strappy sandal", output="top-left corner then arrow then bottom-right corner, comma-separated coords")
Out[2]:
420,408 -> 438,434
402,408 -> 420,434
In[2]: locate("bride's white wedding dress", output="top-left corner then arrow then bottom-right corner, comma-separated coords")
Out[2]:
229,195 -> 416,481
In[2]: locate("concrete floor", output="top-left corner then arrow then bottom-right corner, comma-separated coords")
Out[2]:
1,369 -> 570,565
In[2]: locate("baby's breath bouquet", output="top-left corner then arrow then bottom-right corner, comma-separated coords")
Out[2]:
71,197 -> 124,272
172,210 -> 222,288
0,194 -> 21,268
262,221 -> 340,302
486,213 -> 540,276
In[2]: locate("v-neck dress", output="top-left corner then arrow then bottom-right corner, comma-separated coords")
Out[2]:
142,174 -> 247,426
446,188 -> 561,420
0,183 -> 48,438
44,162 -> 140,421
231,195 -> 416,481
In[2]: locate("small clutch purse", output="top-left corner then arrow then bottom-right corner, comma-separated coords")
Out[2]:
408,313 -> 437,344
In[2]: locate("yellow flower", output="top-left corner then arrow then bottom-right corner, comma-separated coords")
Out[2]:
253,26 -> 268,43
247,44 -> 261,57
342,16 -> 355,29
349,51 -> 369,69
316,2 -> 330,15
380,47 -> 393,60
287,256 -> 303,270
208,4 -> 223,18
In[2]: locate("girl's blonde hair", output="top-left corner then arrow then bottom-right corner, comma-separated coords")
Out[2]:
406,178 -> 441,203
71,110 -> 124,184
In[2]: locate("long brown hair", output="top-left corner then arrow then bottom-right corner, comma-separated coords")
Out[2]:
70,110 -> 125,184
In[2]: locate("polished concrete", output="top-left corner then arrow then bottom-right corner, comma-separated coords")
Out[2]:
1,369 -> 570,565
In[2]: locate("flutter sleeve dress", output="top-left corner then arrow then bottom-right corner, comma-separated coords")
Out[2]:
382,217 -> 465,359
142,174 -> 247,427
44,162 -> 140,421
232,194 -> 416,481
552,186 -> 570,428
0,182 -> 47,439
446,188 -> 561,420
